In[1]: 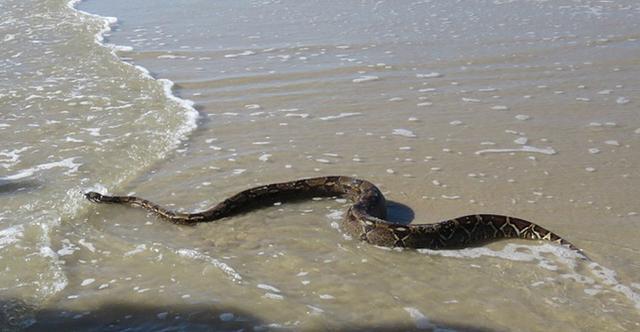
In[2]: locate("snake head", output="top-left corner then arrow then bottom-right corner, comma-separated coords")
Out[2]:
85,191 -> 103,203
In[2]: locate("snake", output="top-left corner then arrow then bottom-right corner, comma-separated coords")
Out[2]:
85,175 -> 583,254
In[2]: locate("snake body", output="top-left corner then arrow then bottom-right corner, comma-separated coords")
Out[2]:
85,176 -> 581,252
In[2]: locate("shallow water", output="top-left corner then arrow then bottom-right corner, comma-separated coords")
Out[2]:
1,0 -> 640,330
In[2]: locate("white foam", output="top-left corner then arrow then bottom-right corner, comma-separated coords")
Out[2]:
352,75 -> 379,83
0,224 -> 24,250
319,112 -> 361,121
416,72 -> 442,78
475,145 -> 556,155
0,157 -> 81,181
34,214 -> 68,299
224,50 -> 256,58
319,294 -> 335,300
306,305 -> 324,315
392,128 -> 417,138
514,137 -> 528,145
176,248 -> 243,283
258,154 -> 272,162
124,244 -> 146,257
257,283 -> 281,293
68,0 -> 199,154
159,78 -> 199,147
81,278 -> 95,286
420,243 -> 640,309
111,44 -> 133,52
604,140 -> 619,146
418,243 -> 578,266
0,146 -> 30,169
157,54 -> 187,59
403,307 -> 434,330
74,239 -> 94,254
326,210 -> 344,220
57,239 -> 80,256
616,96 -> 630,105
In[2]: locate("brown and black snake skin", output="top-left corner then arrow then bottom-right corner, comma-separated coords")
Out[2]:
85,176 -> 583,254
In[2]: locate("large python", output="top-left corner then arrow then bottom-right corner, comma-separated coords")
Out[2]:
85,176 -> 583,254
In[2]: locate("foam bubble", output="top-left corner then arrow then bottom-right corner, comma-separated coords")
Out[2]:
319,112 -> 361,120
81,278 -> 95,286
604,140 -> 619,146
352,75 -> 379,83
176,248 -> 243,283
416,72 -> 442,78
258,154 -> 272,162
392,129 -> 417,138
319,294 -> 335,300
257,284 -> 281,293
0,225 -> 24,250
326,210 -> 344,220
0,157 -> 82,181
403,307 -> 433,330
514,137 -> 528,145
263,293 -> 284,300
224,50 -> 256,58
0,146 -> 30,169
475,145 -> 556,155
124,244 -> 146,257
616,97 -> 630,105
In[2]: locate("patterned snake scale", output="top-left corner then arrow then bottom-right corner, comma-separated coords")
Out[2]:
85,176 -> 583,254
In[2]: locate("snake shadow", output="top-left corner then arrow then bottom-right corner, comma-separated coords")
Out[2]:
0,179 -> 40,196
385,200 -> 415,225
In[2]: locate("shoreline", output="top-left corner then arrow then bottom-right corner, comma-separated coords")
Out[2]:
67,0 -> 199,153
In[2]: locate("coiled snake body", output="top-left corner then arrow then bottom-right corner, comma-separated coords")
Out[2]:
85,176 -> 581,252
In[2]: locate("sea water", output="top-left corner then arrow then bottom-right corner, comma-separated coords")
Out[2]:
1,0 -> 639,330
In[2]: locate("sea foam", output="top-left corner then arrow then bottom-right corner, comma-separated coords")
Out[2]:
68,0 -> 199,153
